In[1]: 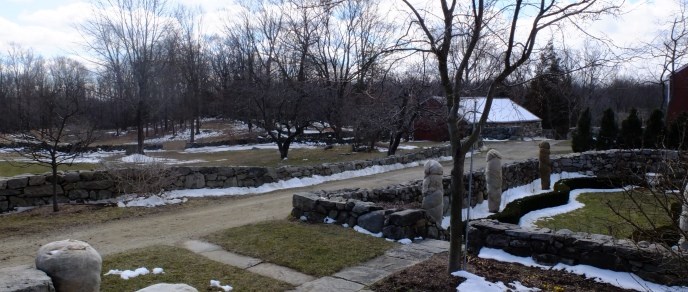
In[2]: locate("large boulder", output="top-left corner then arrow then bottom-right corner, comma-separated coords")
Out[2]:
136,283 -> 198,292
35,239 -> 102,292
421,160 -> 444,224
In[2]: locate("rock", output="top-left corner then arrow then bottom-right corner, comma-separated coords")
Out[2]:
0,179 -> 7,189
421,160 -> 444,224
23,185 -> 64,197
352,201 -> 378,214
28,176 -> 47,186
357,210 -> 385,233
136,283 -> 198,292
63,172 -> 81,183
292,193 -> 318,211
485,149 -> 502,212
387,209 -> 425,227
0,265 -> 55,292
7,177 -> 29,189
35,239 -> 102,292
76,180 -> 114,190
184,173 -> 205,189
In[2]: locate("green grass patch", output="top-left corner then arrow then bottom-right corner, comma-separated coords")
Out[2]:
205,220 -> 396,277
535,191 -> 677,239
101,245 -> 292,292
0,161 -> 96,177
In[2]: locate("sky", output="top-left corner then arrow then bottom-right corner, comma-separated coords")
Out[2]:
0,0 -> 680,78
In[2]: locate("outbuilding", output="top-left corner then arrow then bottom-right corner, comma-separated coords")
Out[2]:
413,96 -> 542,141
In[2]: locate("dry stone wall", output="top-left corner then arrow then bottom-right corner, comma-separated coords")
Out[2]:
291,149 -> 685,242
467,219 -> 686,286
0,146 -> 451,213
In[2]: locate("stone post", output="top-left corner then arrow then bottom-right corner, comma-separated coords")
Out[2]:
485,149 -> 502,213
539,141 -> 551,190
422,160 -> 444,225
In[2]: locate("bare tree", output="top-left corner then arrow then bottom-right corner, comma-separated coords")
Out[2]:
174,5 -> 208,143
82,0 -> 171,154
4,57 -> 94,212
401,0 -> 621,272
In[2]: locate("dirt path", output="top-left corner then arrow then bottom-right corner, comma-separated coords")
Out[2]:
0,140 -> 569,268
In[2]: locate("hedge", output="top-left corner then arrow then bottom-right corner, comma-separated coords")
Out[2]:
488,176 -> 630,224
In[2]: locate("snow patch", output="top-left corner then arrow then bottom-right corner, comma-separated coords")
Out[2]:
453,270 -> 540,292
323,217 -> 336,224
104,267 -> 151,280
210,279 -> 233,291
398,238 -> 412,245
152,267 -> 164,274
353,225 -> 382,238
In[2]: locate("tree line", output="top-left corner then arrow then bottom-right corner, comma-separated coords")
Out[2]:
0,0 -> 675,159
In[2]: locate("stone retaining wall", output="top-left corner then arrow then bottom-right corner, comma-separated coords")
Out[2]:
0,146 -> 451,213
291,149 -> 685,244
467,219 -> 686,286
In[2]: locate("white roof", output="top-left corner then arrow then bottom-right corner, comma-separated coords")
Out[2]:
457,97 -> 541,124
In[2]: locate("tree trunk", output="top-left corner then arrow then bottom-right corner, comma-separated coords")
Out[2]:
190,118 -> 195,143
387,131 -> 403,156
279,140 -> 291,159
196,117 -> 201,135
136,101 -> 144,155
51,161 -> 59,212
447,112 -> 465,273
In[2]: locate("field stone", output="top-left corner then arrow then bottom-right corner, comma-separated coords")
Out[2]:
24,185 -> 64,197
136,283 -> 198,292
35,239 -> 102,292
63,172 -> 80,183
357,210 -> 385,233
184,173 -> 205,189
0,179 -> 6,189
28,175 -> 47,186
7,177 -> 29,189
387,209 -> 425,227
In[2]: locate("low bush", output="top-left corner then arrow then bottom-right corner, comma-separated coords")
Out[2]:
488,191 -> 569,224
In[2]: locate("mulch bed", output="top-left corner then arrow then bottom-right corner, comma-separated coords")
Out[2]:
371,252 -> 635,292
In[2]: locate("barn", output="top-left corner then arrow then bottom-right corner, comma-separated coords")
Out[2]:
414,96 -> 542,141
668,63 -> 688,122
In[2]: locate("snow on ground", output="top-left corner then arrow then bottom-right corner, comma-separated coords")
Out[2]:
0,206 -> 36,216
181,142 -> 322,153
454,270 -> 541,292
353,225 -> 383,238
210,280 -> 233,291
441,172 -> 588,229
519,188 -> 627,228
116,195 -> 188,208
125,129 -> 224,144
376,145 -> 420,152
104,267 -> 164,280
479,247 -> 688,292
0,147 -> 22,154
71,150 -> 125,164
120,154 -> 206,165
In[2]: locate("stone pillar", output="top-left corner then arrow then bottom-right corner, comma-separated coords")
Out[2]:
485,149 -> 502,213
422,160 -> 444,225
539,141 -> 551,190
35,239 -> 102,292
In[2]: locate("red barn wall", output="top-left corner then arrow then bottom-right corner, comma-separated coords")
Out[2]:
669,66 -> 688,122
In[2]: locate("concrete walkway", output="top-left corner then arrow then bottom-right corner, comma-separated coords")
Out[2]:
182,238 -> 449,291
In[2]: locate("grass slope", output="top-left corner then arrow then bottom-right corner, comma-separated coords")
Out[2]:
205,220 -> 396,277
535,191 -> 676,239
